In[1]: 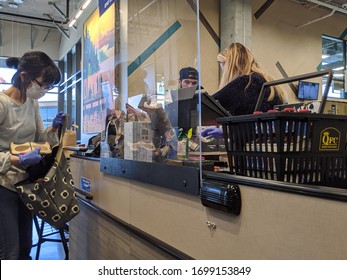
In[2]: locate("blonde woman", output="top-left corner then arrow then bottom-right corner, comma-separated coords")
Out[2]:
202,43 -> 285,138
213,42 -> 285,115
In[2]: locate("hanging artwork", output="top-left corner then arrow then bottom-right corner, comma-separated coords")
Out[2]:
82,1 -> 118,133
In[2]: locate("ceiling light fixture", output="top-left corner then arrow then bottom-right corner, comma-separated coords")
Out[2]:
68,0 -> 92,29
82,0 -> 92,10
68,19 -> 76,28
13,0 -> 23,3
75,9 -> 83,19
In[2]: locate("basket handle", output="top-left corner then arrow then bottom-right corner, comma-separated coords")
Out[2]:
254,69 -> 333,114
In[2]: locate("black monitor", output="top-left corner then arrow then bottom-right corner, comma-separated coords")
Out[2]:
297,81 -> 319,100
165,90 -> 230,132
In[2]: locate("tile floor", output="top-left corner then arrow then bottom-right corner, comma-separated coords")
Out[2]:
30,219 -> 68,260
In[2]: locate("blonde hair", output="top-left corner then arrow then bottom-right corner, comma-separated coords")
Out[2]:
217,43 -> 285,101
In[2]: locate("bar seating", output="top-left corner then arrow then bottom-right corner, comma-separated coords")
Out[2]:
32,215 -> 69,260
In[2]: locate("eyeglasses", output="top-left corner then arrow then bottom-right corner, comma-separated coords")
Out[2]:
34,79 -> 54,90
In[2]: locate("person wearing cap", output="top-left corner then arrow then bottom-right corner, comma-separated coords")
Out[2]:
178,67 -> 199,89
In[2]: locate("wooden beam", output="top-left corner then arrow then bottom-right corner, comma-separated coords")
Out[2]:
254,0 -> 275,19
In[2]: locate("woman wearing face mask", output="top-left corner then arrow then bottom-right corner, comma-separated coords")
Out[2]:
0,51 -> 64,259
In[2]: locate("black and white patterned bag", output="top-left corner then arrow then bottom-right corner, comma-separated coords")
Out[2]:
15,115 -> 80,229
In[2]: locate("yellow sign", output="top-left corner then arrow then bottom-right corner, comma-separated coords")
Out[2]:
319,127 -> 340,151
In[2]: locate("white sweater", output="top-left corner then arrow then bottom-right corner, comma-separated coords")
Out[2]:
0,92 -> 58,191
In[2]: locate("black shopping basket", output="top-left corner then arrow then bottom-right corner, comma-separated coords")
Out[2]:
218,70 -> 347,188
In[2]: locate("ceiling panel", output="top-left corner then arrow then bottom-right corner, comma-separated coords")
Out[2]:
0,0 -> 346,29
0,0 -> 82,28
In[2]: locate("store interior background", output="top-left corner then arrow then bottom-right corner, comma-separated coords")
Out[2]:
0,0 -> 346,260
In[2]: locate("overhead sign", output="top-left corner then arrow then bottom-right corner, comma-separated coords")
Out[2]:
98,0 -> 115,17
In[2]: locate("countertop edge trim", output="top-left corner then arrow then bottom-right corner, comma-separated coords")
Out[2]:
203,171 -> 347,202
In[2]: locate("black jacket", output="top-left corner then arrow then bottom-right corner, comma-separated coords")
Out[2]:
212,73 -> 282,115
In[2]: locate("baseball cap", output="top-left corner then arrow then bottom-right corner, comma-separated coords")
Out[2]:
179,67 -> 199,81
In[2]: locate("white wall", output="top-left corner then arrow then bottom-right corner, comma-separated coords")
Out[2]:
0,21 -> 61,59
252,0 -> 347,102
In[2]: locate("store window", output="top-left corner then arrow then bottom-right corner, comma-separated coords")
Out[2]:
60,41 -> 82,140
321,35 -> 346,99
36,89 -> 59,128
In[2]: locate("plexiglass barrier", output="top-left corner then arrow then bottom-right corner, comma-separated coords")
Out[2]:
89,0 -> 222,173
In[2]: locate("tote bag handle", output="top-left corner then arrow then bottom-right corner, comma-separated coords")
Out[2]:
56,113 -> 68,163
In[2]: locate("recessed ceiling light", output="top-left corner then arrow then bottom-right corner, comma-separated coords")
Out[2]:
14,0 -> 23,3
8,3 -> 18,8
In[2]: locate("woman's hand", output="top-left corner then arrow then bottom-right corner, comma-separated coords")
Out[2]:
51,111 -> 65,132
18,147 -> 42,166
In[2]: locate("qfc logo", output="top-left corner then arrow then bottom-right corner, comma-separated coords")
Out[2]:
319,128 -> 340,151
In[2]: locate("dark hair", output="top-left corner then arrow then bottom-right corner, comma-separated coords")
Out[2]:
6,51 -> 61,91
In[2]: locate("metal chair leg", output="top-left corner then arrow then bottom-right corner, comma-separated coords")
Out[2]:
58,228 -> 69,260
32,216 -> 69,260
35,218 -> 45,260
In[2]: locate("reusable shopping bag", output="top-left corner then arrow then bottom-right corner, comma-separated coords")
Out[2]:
15,115 -> 80,229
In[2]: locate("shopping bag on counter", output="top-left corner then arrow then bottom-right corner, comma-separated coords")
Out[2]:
15,114 -> 80,229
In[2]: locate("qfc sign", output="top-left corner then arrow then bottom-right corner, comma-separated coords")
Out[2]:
319,127 -> 340,151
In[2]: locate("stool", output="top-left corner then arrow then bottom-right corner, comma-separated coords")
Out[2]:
32,215 -> 69,260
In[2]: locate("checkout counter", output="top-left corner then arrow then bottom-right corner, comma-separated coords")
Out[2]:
69,153 -> 347,259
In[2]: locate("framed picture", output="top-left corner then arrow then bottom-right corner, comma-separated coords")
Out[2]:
82,1 -> 117,133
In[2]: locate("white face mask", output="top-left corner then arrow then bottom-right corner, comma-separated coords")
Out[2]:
26,81 -> 48,99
